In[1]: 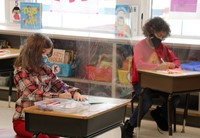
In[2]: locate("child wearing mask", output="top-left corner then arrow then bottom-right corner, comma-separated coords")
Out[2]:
13,33 -> 86,138
122,17 -> 181,138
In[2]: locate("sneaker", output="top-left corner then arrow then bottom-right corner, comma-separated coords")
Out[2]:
121,120 -> 134,138
151,108 -> 168,131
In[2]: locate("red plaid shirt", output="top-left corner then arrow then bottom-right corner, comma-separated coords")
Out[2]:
13,65 -> 80,120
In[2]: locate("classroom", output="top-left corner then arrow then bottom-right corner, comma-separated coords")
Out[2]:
0,0 -> 200,138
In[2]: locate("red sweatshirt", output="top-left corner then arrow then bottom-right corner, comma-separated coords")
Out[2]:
131,38 -> 180,85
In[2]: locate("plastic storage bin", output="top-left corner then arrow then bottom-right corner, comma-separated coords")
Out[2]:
0,76 -> 9,86
47,62 -> 72,77
117,58 -> 131,84
34,98 -> 89,113
117,70 -> 130,85
181,61 -> 200,71
85,65 -> 112,82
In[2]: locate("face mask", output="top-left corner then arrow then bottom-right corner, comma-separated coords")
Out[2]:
41,55 -> 48,64
150,34 -> 162,47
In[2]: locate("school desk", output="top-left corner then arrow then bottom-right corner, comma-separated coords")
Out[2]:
23,96 -> 130,138
0,48 -> 20,107
136,69 -> 200,138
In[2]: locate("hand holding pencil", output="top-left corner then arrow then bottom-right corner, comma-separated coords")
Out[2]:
157,58 -> 176,70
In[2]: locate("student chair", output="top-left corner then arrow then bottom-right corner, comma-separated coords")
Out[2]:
130,88 -> 177,132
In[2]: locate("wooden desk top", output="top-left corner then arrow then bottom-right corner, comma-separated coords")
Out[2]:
139,69 -> 200,77
24,96 -> 130,119
138,69 -> 200,93
0,48 -> 20,60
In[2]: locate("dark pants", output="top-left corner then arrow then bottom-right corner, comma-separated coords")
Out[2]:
129,86 -> 180,128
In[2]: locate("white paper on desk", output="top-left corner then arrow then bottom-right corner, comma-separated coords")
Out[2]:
80,99 -> 103,105
89,103 -> 117,112
87,99 -> 104,104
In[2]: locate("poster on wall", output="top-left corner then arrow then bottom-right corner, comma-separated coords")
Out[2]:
20,2 -> 42,29
115,5 -> 131,38
10,0 -> 24,23
170,0 -> 198,12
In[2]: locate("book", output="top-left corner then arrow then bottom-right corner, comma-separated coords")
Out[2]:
48,49 -> 65,64
20,2 -> 42,29
64,50 -> 74,64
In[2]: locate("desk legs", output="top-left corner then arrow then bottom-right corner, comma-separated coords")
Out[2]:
136,92 -> 143,138
181,93 -> 190,133
168,94 -> 173,137
8,71 -> 13,108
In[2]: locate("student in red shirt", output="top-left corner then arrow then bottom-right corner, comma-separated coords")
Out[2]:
13,33 -> 86,138
122,17 -> 181,138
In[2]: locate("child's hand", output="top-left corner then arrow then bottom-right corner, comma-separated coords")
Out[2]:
157,62 -> 176,70
157,63 -> 169,70
59,92 -> 72,99
73,92 -> 87,101
166,62 -> 176,69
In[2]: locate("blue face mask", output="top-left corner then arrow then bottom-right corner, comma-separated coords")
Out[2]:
41,55 -> 48,65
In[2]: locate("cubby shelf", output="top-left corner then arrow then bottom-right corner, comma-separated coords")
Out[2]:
0,25 -> 200,115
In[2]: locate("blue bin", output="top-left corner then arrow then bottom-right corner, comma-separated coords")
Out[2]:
194,66 -> 200,71
181,61 -> 200,71
47,62 -> 72,77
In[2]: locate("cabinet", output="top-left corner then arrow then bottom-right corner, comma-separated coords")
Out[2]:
0,27 -> 139,99
51,37 -> 134,98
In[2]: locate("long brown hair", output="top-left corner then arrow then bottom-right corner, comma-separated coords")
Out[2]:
14,33 -> 53,72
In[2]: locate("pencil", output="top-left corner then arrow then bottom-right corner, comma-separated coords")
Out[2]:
160,58 -> 165,63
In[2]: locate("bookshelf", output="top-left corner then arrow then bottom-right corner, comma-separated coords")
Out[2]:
0,25 -> 200,116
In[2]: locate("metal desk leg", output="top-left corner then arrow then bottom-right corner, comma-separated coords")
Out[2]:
8,71 -> 13,108
181,93 -> 190,133
173,108 -> 176,132
136,92 -> 143,138
168,94 -> 173,138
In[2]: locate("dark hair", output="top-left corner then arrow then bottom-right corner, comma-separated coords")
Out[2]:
14,33 -> 53,72
12,6 -> 20,13
142,17 -> 171,37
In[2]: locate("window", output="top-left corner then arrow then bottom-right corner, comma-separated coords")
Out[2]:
0,1 -> 5,23
151,0 -> 200,37
36,0 -> 116,33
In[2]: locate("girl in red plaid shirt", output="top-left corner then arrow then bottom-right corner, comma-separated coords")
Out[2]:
12,33 -> 86,138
